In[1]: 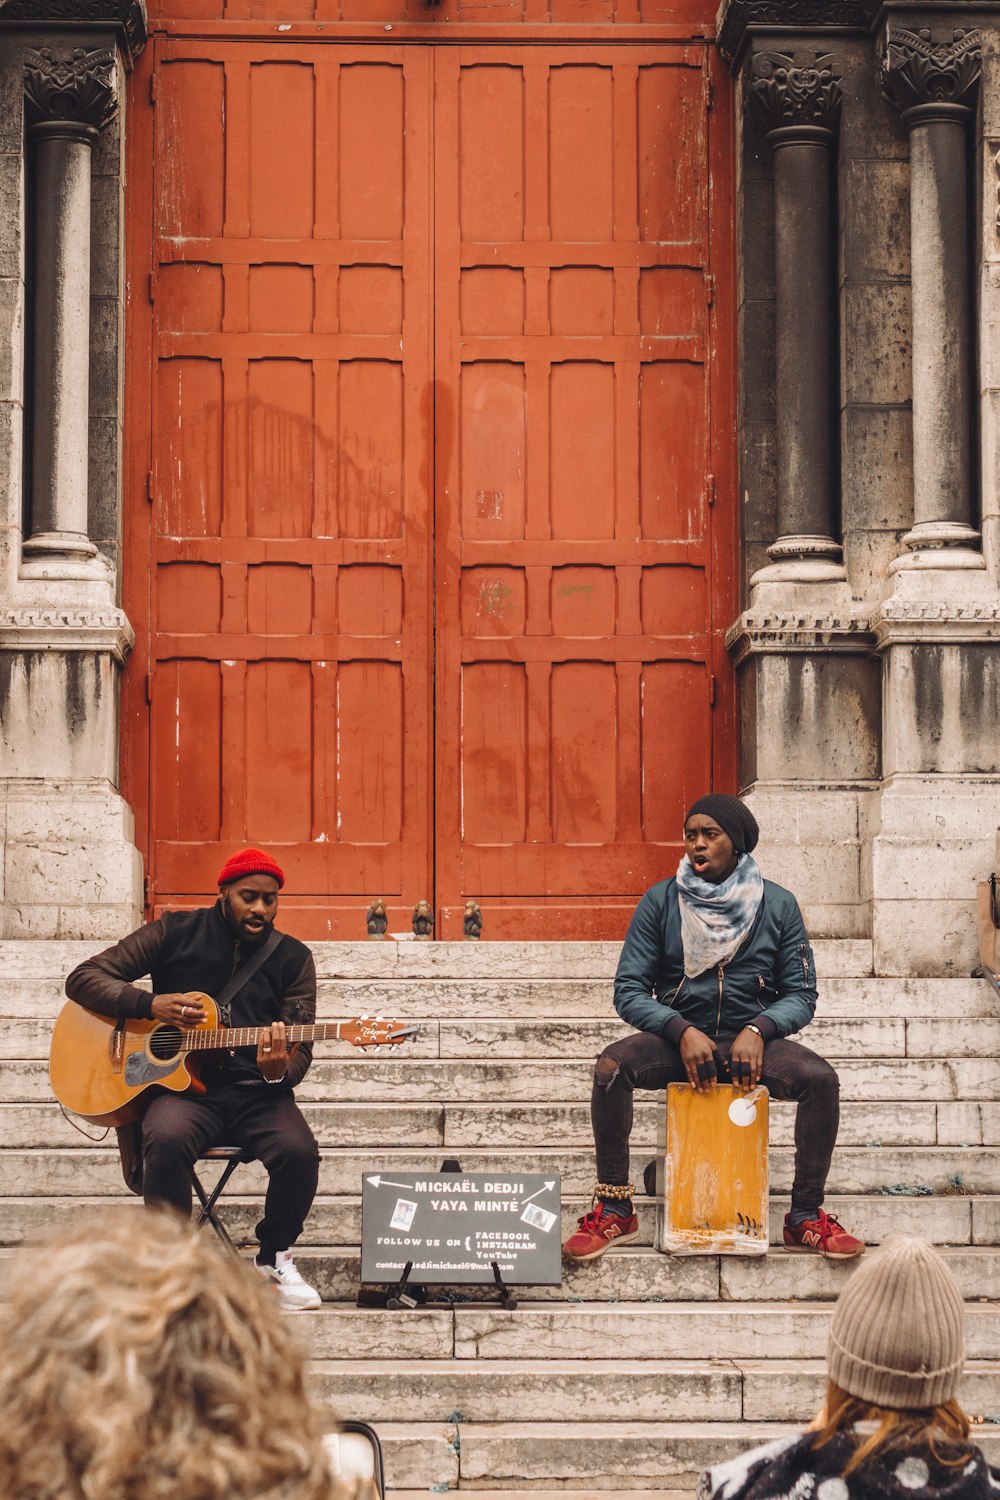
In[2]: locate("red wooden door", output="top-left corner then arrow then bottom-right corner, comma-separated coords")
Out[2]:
433,46 -> 728,937
127,37 -> 732,938
141,42 -> 433,932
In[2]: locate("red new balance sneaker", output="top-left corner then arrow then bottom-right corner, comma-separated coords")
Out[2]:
783,1209 -> 865,1260
563,1207 -> 639,1262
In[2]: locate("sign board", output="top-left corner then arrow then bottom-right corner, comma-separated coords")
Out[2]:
361,1171 -> 562,1285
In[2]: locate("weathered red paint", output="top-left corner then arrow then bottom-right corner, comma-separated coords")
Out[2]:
123,11 -> 735,939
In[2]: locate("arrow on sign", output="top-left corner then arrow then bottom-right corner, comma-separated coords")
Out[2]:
521,1181 -> 556,1206
365,1175 -> 417,1191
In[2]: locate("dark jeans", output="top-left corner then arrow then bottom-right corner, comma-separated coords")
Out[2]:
592,1031 -> 839,1218
141,1084 -> 320,1256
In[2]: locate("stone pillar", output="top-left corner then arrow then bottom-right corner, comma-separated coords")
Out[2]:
0,9 -> 146,939
726,39 -> 878,941
748,50 -> 845,584
20,47 -> 117,573
869,21 -> 1000,975
881,23 -> 982,571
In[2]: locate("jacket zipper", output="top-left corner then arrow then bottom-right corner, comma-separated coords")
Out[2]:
228,941 -> 240,1056
756,975 -> 767,1010
716,964 -> 724,1036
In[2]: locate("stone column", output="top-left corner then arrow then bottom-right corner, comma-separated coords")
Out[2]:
0,7 -> 146,939
21,45 -> 116,576
881,23 -> 983,570
723,43 -> 878,944
748,50 -> 845,584
869,24 -> 1000,976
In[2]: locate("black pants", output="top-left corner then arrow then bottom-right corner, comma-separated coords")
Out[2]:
592,1032 -> 839,1218
141,1084 -> 320,1256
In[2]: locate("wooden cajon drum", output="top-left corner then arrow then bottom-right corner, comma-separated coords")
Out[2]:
655,1083 -> 769,1255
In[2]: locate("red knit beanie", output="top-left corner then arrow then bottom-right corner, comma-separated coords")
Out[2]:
217,848 -> 285,889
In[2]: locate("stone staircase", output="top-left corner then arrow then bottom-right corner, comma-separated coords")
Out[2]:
3,937 -> 1000,1495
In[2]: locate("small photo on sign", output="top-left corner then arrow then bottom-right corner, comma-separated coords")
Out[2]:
390,1198 -> 417,1231
521,1203 -> 556,1233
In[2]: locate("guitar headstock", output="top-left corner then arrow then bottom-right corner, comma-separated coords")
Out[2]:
343,1016 -> 418,1052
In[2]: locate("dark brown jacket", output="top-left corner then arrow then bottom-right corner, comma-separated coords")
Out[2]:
65,904 -> 316,1088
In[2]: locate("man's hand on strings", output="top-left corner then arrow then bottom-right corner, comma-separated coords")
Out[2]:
151,993 -> 207,1028
257,1020 -> 299,1081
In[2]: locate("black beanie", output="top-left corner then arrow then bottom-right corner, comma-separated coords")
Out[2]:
685,794 -> 760,855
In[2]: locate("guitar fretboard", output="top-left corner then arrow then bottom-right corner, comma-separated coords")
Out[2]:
183,1023 -> 345,1051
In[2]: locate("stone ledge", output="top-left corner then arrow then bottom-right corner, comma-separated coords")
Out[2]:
873,596 -> 1000,646
0,0 -> 147,70
716,1 -> 878,70
726,607 -> 875,663
0,604 -> 133,661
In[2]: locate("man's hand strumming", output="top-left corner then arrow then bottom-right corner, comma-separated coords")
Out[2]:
679,1027 -> 718,1093
729,1026 -> 764,1093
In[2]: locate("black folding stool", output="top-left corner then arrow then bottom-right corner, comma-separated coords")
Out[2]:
191,1145 -> 255,1252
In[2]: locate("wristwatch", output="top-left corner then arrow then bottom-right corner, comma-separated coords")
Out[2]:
744,1024 -> 763,1039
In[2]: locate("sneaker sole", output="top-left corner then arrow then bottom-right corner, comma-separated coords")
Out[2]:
783,1241 -> 866,1260
563,1228 -> 640,1263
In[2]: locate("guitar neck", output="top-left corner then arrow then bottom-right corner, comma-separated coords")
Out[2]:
184,1023 -> 345,1052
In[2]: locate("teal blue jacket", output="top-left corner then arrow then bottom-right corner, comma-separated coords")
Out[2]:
613,877 -> 818,1044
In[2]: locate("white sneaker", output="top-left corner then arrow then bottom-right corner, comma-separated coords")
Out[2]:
254,1251 -> 322,1311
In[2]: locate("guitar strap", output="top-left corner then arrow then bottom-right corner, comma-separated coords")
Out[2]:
214,926 -> 285,1026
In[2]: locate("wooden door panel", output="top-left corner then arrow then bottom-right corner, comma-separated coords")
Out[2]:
130,36 -> 732,939
434,45 -> 722,938
147,42 -> 432,935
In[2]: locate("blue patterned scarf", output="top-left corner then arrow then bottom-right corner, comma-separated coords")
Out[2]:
675,853 -> 764,978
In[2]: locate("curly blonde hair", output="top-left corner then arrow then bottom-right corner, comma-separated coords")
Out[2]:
0,1207 -> 345,1500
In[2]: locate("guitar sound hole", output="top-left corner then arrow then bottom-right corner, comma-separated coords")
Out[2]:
150,1025 -> 183,1060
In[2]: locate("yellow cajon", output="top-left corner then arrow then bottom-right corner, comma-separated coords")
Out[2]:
655,1082 -> 769,1255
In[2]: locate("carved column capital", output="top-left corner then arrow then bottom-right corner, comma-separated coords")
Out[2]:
24,43 -> 118,132
0,1 -> 147,70
880,25 -> 981,119
748,49 -> 843,138
717,2 -> 876,70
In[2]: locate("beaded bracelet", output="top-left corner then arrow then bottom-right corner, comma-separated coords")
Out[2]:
594,1182 -> 635,1200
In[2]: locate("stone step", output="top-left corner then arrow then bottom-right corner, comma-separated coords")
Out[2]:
293,1244 -> 1000,1304
11,1014 -> 1000,1074
388,1493 -> 692,1500
4,974 -> 988,1027
7,1097 -> 977,1150
3,1237 -> 997,1306
388,1494 -> 692,1500
438,1302 -> 1000,1362
0,938 -> 875,983
1,1191 -> 994,1248
363,1422 -> 457,1491
419,1421 -> 1000,1489
311,1356 -> 1000,1425
212,1301 -> 1000,1364
12,1054 -> 1000,1104
2,1143 -> 996,1197
1,1014 -> 916,1059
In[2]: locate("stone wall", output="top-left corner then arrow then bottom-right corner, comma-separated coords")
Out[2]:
0,4 -> 145,937
722,0 -> 1000,975
0,0 -> 997,969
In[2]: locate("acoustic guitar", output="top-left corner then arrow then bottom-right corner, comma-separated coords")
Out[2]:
49,995 -> 418,1127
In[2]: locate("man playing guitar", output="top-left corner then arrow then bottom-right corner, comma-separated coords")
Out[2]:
65,848 -> 324,1311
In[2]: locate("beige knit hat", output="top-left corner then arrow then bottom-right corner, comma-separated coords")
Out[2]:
827,1236 -> 966,1409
